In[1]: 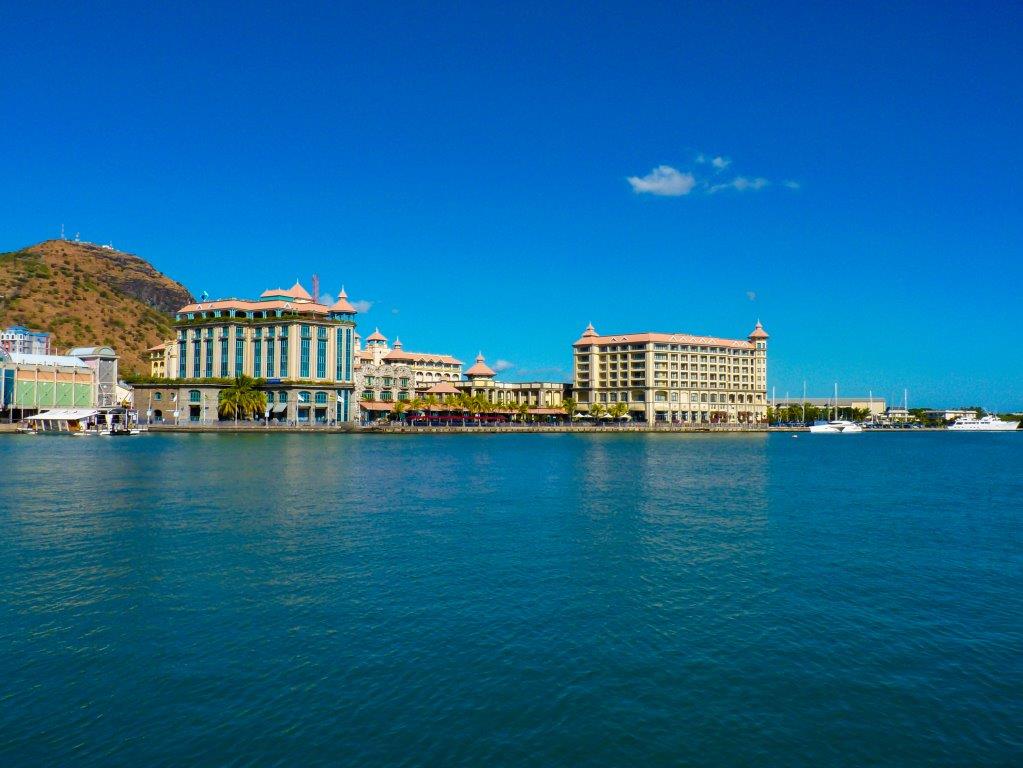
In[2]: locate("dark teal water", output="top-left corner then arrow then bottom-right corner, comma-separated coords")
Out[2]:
1,433 -> 1020,766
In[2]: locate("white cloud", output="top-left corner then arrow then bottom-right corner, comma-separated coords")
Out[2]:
746,291 -> 757,301
391,308 -> 399,315
351,299 -> 373,313
318,293 -> 335,306
492,359 -> 514,372
627,165 -> 696,196
629,155 -> 797,198
709,176 -> 770,193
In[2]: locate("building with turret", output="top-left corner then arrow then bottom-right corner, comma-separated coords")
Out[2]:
134,280 -> 359,424
571,322 -> 768,423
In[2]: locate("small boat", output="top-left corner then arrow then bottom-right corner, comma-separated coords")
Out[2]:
948,414 -> 1019,432
809,419 -> 864,434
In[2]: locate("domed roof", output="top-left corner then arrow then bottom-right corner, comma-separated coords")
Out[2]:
329,287 -> 357,313
748,320 -> 769,340
365,328 -> 387,343
466,352 -> 496,378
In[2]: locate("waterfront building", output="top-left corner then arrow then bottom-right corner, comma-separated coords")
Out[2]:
356,329 -> 462,386
0,325 -> 52,356
69,347 -> 121,407
770,396 -> 887,418
572,322 -> 769,423
456,353 -> 570,408
0,348 -> 99,418
134,281 -> 358,423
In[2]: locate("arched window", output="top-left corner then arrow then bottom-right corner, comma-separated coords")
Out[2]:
298,391 -> 310,403
189,389 -> 201,403
314,391 -> 327,404
278,390 -> 288,402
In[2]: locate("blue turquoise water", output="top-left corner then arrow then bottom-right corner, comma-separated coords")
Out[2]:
0,432 -> 1020,766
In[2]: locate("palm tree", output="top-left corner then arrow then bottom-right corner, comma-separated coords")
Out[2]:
218,375 -> 267,421
392,399 -> 408,422
608,401 -> 629,422
562,397 -> 577,424
516,402 -> 529,423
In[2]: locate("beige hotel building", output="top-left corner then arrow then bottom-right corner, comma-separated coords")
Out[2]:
572,321 -> 769,424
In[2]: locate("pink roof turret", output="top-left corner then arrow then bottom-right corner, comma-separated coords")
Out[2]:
365,328 -> 387,343
466,352 -> 496,378
748,320 -> 769,340
582,322 -> 598,338
330,286 -> 357,313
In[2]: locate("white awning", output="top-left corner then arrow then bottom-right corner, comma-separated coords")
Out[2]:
27,408 -> 99,421
272,404 -> 288,413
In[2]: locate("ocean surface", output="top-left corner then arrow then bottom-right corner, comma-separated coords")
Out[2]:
0,432 -> 1020,766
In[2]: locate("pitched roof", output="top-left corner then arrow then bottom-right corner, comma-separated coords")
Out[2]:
466,352 -> 496,377
425,381 -> 461,394
365,328 -> 387,342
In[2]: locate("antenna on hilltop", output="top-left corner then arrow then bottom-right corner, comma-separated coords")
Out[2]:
60,223 -> 65,240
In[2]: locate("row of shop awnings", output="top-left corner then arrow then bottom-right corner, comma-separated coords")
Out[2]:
27,408 -> 99,421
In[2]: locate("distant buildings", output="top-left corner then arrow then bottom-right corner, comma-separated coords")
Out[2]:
770,396 -> 887,417
571,322 -> 769,423
1,325 -> 51,356
922,408 -> 979,422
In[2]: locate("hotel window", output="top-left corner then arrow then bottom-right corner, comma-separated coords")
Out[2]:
316,337 -> 326,378
266,391 -> 274,403
362,390 -> 373,400
253,339 -> 262,378
400,378 -> 409,387
298,391 -> 310,403
178,339 -> 187,378
204,340 -> 213,378
154,392 -> 162,401
381,391 -> 392,401
189,389 -> 200,403
366,376 -> 375,386
192,340 -> 201,377
382,377 -> 392,387
266,339 -> 275,377
280,338 -> 289,377
314,391 -> 327,404
235,338 -> 244,374
300,338 -> 310,378
278,391 -> 288,402
220,337 -> 229,377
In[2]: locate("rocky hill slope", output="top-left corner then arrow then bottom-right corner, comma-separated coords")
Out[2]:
0,239 -> 192,375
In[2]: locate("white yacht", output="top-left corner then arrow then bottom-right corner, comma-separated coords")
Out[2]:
948,414 -> 1019,432
808,383 -> 863,433
809,419 -> 863,434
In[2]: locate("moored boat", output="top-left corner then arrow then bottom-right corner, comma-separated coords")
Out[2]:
948,414 -> 1019,432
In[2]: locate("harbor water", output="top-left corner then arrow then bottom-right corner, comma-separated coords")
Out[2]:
1,432 -> 1020,766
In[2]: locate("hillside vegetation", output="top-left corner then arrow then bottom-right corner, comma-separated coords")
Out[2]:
0,239 -> 192,374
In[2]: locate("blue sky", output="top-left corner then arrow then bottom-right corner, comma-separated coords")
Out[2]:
2,2 -> 1021,408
